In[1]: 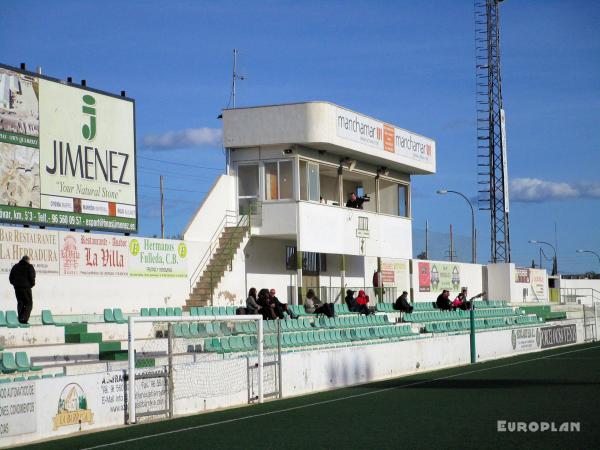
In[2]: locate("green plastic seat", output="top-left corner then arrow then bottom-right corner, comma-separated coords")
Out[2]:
6,310 -> 28,328
1,353 -> 22,373
113,308 -> 127,324
103,308 -> 115,323
158,307 -> 167,316
140,308 -> 149,317
220,322 -> 232,336
16,352 -> 41,372
181,323 -> 192,339
149,308 -> 159,316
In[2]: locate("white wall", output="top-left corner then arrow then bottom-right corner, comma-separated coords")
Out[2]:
298,201 -> 412,259
183,175 -> 236,242
411,259 -> 484,303
558,278 -> 600,305
486,263 -> 550,303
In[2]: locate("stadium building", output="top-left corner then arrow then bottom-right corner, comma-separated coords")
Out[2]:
0,80 -> 597,447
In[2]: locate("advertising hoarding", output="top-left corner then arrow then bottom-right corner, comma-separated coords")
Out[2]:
335,107 -> 435,170
0,64 -> 136,232
0,225 -> 186,278
418,261 -> 461,293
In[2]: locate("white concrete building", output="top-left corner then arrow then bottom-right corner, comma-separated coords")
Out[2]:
183,101 -> 437,307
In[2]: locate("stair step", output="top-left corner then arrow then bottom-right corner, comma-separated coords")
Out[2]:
99,350 -> 128,361
99,341 -> 122,352
64,323 -> 88,334
65,332 -> 103,344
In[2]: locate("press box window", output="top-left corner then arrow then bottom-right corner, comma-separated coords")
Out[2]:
265,160 -> 293,201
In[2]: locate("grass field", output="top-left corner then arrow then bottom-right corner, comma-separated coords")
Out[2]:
22,342 -> 600,449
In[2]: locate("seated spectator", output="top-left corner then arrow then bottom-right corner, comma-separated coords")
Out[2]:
304,289 -> 319,313
269,288 -> 299,319
304,289 -> 334,316
345,289 -> 358,312
452,289 -> 472,311
436,290 -> 452,311
355,290 -> 371,315
246,288 -> 261,315
393,291 -> 413,313
257,288 -> 277,320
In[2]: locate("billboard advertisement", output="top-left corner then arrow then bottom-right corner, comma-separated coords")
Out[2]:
0,64 -> 136,232
335,107 -> 435,170
418,261 -> 461,293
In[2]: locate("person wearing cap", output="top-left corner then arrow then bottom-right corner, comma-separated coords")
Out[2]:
9,255 -> 36,324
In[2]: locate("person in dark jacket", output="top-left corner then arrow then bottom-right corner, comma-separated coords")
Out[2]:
345,192 -> 366,209
268,289 -> 298,319
345,289 -> 357,312
436,290 -> 452,311
257,288 -> 276,320
393,291 -> 413,313
9,255 -> 36,324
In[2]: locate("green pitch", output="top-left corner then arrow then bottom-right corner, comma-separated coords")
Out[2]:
23,342 -> 600,449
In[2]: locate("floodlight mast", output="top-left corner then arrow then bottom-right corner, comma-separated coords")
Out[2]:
475,0 -> 511,263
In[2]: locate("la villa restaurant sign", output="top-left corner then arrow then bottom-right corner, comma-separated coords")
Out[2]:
0,225 -> 187,278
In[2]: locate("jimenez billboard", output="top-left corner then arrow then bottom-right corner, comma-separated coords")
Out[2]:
0,64 -> 136,232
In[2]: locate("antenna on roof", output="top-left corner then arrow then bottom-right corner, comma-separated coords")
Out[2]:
231,48 -> 245,108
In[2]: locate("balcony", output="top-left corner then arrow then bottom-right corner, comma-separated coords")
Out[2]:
251,200 -> 412,259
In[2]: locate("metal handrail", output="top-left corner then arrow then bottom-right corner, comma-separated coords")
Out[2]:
559,287 -> 600,305
188,210 -> 240,291
188,202 -> 260,297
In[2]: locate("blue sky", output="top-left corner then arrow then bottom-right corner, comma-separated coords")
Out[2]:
1,0 -> 599,273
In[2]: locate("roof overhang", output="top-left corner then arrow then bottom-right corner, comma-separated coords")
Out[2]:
222,102 -> 436,175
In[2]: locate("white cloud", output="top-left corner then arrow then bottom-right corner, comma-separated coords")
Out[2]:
510,177 -> 600,202
143,127 -> 222,150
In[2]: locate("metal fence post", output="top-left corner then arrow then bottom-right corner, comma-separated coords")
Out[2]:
470,304 -> 476,364
168,323 -> 174,417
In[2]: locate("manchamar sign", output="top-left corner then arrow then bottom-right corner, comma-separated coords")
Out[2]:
0,63 -> 136,232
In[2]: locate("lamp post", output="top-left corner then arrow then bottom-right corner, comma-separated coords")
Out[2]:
437,190 -> 476,264
529,240 -> 558,275
576,249 -> 600,269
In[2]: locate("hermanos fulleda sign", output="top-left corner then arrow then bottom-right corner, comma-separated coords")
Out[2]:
0,64 -> 136,232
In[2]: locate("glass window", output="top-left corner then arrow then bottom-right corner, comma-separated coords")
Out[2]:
308,162 -> 320,202
299,161 -> 308,201
238,164 -> 259,215
285,246 -> 326,273
379,179 -> 399,216
398,184 -> 408,217
264,160 -> 293,201
280,160 -> 293,199
238,164 -> 258,197
265,162 -> 278,200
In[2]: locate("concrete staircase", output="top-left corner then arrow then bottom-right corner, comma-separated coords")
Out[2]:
185,226 -> 248,309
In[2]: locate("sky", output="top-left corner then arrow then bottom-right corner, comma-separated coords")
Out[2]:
1,0 -> 599,273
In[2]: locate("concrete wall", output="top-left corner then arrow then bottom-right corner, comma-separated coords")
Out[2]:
0,225 -> 206,315
183,175 -> 237,243
558,278 -> 600,305
411,259 -> 484,303
298,201 -> 412,258
486,263 -> 550,303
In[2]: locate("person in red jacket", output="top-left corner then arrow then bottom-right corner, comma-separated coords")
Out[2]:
355,290 -> 371,315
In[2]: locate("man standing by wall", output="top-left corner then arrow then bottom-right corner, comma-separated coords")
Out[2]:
9,255 -> 36,324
